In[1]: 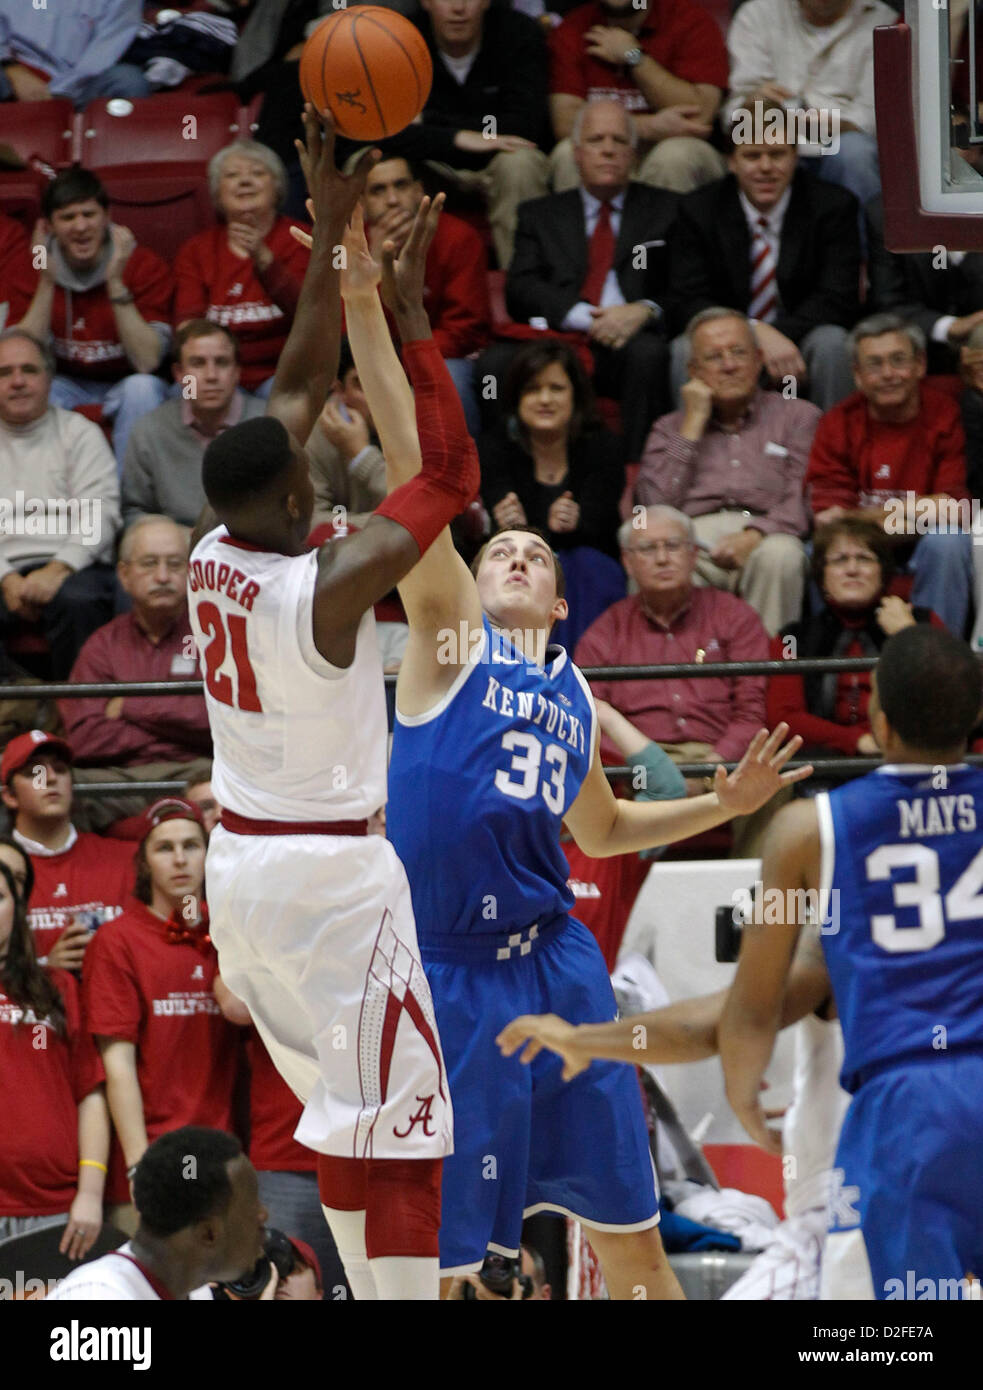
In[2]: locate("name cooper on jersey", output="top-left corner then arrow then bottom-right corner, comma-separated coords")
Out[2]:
188,557 -> 260,612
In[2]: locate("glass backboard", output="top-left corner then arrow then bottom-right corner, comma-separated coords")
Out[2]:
876,1 -> 983,248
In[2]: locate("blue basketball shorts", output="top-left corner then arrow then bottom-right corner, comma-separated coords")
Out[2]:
420,914 -> 659,1275
822,1053 -> 983,1300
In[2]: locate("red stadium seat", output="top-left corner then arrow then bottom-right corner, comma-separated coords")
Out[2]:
79,91 -> 241,169
0,98 -> 76,166
0,171 -> 45,234
93,163 -> 216,264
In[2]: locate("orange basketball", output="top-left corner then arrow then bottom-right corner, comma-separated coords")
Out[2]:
299,7 -> 433,142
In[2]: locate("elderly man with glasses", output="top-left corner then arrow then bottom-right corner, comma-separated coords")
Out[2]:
58,515 -> 213,832
575,504 -> 774,853
636,307 -> 818,633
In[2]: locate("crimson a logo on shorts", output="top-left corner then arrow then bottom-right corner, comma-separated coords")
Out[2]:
393,1094 -> 436,1138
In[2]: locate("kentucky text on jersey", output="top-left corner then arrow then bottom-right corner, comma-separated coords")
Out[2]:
388,618 -> 596,938
187,558 -> 260,611
480,676 -> 586,756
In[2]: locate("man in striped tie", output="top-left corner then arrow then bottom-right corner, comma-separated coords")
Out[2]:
671,98 -> 860,410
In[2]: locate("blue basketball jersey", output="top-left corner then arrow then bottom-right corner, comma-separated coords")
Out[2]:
817,763 -> 983,1094
388,619 -> 596,939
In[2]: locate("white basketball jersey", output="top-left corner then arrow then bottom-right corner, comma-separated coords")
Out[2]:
782,1012 -> 849,1218
187,526 -> 387,822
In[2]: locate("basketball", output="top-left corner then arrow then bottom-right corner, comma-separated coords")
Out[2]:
299,7 -> 433,143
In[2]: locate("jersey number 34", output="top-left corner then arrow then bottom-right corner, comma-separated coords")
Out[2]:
196,601 -> 263,713
866,844 -> 983,951
495,731 -> 568,814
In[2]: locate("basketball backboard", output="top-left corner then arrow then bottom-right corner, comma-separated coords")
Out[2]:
876,1 -> 983,249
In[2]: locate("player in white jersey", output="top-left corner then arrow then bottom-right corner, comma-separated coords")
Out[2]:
186,119 -> 479,1301
48,1129 -> 263,1302
500,932 -> 846,1298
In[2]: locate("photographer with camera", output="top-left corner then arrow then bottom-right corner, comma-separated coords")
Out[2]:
47,1127 -> 267,1300
448,1246 -> 552,1301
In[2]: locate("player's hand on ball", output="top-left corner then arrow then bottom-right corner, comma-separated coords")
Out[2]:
293,102 -> 379,238
379,192 -> 445,317
713,723 -> 812,815
60,1192 -> 102,1261
497,1014 -> 590,1081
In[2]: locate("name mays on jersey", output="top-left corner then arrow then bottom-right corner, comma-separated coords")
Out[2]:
480,676 -> 587,754
897,795 -> 977,838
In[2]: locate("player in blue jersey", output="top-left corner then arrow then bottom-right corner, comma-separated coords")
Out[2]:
352,202 -> 811,1298
719,625 -> 983,1301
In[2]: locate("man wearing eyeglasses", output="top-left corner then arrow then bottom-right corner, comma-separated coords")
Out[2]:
575,504 -> 774,853
805,313 -> 973,638
636,306 -> 817,634
59,515 -> 213,831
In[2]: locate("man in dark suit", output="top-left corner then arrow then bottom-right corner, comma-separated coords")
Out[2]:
482,100 -> 675,461
866,194 -> 983,377
670,102 -> 860,409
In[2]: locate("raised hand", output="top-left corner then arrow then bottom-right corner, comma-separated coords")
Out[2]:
340,206 -> 381,301
293,103 -> 379,240
713,723 -> 812,816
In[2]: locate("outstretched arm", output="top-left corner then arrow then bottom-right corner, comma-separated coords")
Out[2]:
375,198 -> 485,712
565,723 -> 812,858
307,209 -> 480,667
265,106 -> 377,445
718,798 -> 821,1152
497,932 -> 832,1079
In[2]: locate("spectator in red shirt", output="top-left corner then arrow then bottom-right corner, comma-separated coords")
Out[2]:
767,517 -> 945,763
361,156 -> 490,436
11,168 -> 173,470
173,141 -> 310,399
548,0 -> 728,195
0,731 -> 135,972
83,798 -> 239,1231
575,505 -> 771,853
805,313 -> 975,636
0,856 -> 109,1260
62,516 -> 213,830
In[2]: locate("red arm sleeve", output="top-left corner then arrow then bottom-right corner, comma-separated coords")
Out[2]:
374,338 -> 480,553
59,634 -> 154,762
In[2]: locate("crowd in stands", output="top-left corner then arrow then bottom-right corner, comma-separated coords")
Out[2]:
2,0 -> 982,1298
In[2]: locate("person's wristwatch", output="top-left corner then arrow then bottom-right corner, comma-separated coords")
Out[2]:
109,289 -> 135,306
623,46 -> 644,68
